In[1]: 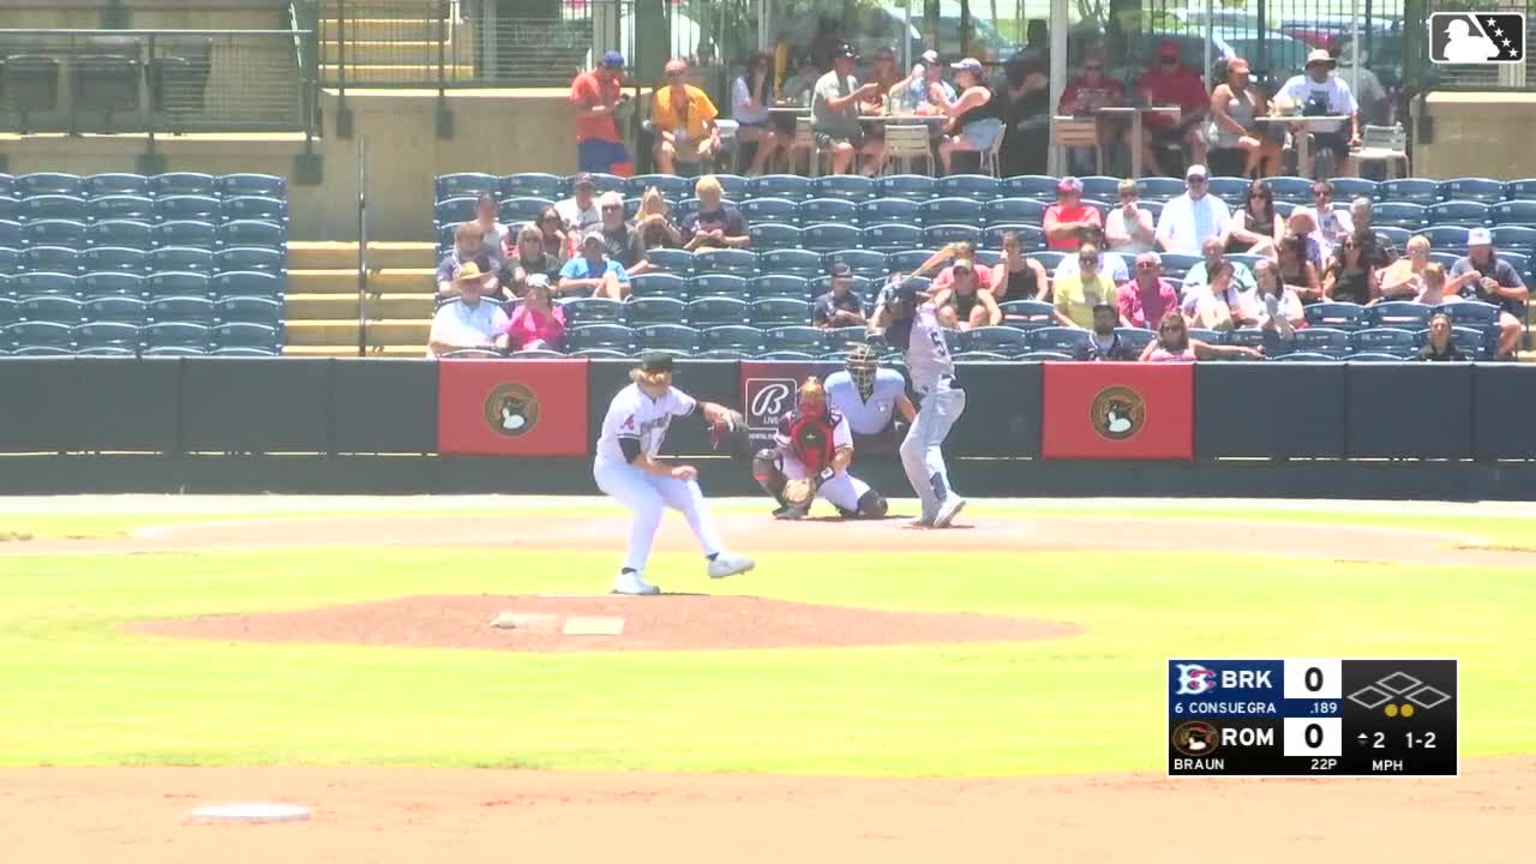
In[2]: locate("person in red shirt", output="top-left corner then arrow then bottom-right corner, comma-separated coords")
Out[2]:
1042,176 -> 1104,252
1136,41 -> 1210,176
570,51 -> 634,177
1057,52 -> 1125,173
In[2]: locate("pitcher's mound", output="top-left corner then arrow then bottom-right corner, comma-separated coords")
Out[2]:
132,595 -> 1081,652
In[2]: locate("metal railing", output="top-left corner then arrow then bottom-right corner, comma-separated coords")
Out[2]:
0,28 -> 318,135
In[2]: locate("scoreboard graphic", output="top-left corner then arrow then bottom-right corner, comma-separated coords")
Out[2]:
1167,658 -> 1458,777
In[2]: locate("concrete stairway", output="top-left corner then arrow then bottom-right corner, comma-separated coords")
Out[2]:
283,241 -> 438,357
318,0 -> 475,86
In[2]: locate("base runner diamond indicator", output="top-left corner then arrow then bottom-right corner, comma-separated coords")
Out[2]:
1377,671 -> 1423,694
1347,684 -> 1392,709
1407,685 -> 1452,710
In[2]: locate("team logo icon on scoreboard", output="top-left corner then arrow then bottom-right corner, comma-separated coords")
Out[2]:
1170,721 -> 1221,758
1174,663 -> 1217,695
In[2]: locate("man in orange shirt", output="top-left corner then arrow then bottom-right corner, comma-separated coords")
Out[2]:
1135,41 -> 1210,175
1042,176 -> 1104,251
650,59 -> 722,175
570,51 -> 634,177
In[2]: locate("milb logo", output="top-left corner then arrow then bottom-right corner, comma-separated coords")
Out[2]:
1175,663 -> 1272,695
1429,12 -> 1525,64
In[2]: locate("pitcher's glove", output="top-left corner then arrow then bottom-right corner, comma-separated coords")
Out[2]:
710,408 -> 750,456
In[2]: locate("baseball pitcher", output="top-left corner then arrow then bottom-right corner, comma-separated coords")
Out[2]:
751,377 -> 888,521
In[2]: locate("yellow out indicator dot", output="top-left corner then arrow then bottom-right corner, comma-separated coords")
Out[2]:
1401,704 -> 1415,718
1384,703 -> 1399,717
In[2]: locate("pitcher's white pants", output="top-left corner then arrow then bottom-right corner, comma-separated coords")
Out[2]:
593,457 -> 724,572
780,455 -> 872,512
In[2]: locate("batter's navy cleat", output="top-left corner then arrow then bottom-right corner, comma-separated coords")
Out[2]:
612,570 -> 661,595
933,497 -> 966,529
708,553 -> 756,579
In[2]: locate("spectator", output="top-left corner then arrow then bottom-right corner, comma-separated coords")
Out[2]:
557,229 -> 632,299
505,224 -> 563,299
899,50 -> 957,114
651,59 -> 722,175
1335,41 -> 1389,127
992,230 -> 1050,301
474,192 -> 512,255
1224,179 -> 1283,256
681,175 -> 750,250
1250,258 -> 1303,339
428,263 -> 510,357
1449,227 -> 1528,358
1057,50 -> 1125,173
596,191 -> 649,275
1043,176 -> 1103,252
1182,259 -> 1254,330
1322,229 -> 1378,305
1286,208 -> 1326,268
436,222 -> 500,299
933,258 -> 1001,330
1054,244 -> 1116,327
1416,262 -> 1458,307
556,173 -> 602,236
1378,234 -> 1431,300
1105,179 -> 1157,255
504,275 -> 566,352
1350,197 -> 1395,268
1277,231 -> 1324,303
813,263 -> 867,328
999,49 -> 1052,177
1156,165 -> 1232,255
863,46 -> 905,112
1117,252 -> 1180,329
931,241 -> 996,294
1086,302 -> 1138,360
1206,57 -> 1279,179
780,55 -> 821,106
1183,236 -> 1257,294
732,52 -> 784,175
1276,50 -> 1360,178
1418,312 -> 1466,361
935,58 -> 1003,176
1141,311 -> 1263,361
812,43 -> 884,176
1311,180 -> 1354,260
635,186 -> 683,249
538,206 -> 572,262
1135,41 -> 1210,174
570,51 -> 633,176
1054,225 -> 1130,283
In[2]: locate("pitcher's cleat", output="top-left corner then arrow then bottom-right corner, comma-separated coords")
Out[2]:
611,570 -> 661,595
707,553 -> 756,579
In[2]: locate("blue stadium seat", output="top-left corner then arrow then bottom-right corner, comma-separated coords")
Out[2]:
998,175 -> 1054,200
751,297 -> 812,327
630,272 -> 689,300
1188,328 -> 1229,344
1379,178 -> 1441,204
82,246 -> 150,274
1489,200 -> 1536,226
799,197 -> 858,226
885,249 -> 937,274
920,196 -> 981,226
685,297 -> 749,327
1348,351 -> 1408,362
573,172 -> 628,195
1429,251 -> 1460,270
1439,177 -> 1505,204
1158,253 -> 1202,280
435,172 -> 499,200
752,350 -> 810,360
73,322 -> 140,351
14,272 -> 77,298
644,248 -> 695,275
210,271 -> 280,299
955,325 -> 1029,355
857,197 -> 921,226
1422,224 -> 1471,250
637,323 -> 701,352
748,222 -> 802,250
152,246 -> 215,273
828,324 -> 868,346
1329,178 -> 1378,200
214,296 -> 284,328
954,350 -> 1013,362
223,196 -> 287,225
879,174 -> 939,201
1289,327 -> 1352,357
0,196 -> 16,222
824,249 -> 887,279
152,219 -> 218,249
1225,329 -> 1269,351
155,195 -> 221,223
1505,179 -> 1536,201
0,249 -> 17,275
434,196 -> 478,227
210,346 -> 281,357
217,174 -> 286,199
748,274 -> 811,300
983,197 -> 1048,226
21,246 -> 81,274
0,174 -> 10,199
149,172 -> 216,198
215,247 -> 285,275
1134,177 -> 1183,202
212,322 -> 280,351
88,219 -> 152,249
1265,176 -> 1314,204
1492,225 -> 1536,253
812,174 -> 875,202
501,172 -> 567,200
701,324 -> 766,353
147,296 -> 216,325
1024,326 -> 1089,356
1114,327 -> 1156,354
89,194 -> 154,222
754,174 -> 814,201
626,173 -> 692,200
1371,202 -> 1427,230
984,224 -> 1045,251
753,249 -> 817,279
22,219 -> 87,247
569,347 -> 629,359
689,273 -> 749,298
1448,325 -> 1490,359
0,295 -> 13,326
740,197 -> 799,223
624,296 -> 687,325
1228,253 -> 1266,272
923,224 -> 983,247
8,321 -> 75,350
497,196 -> 553,224
1435,299 -> 1501,328
1425,201 -> 1490,227
217,220 -> 285,250
999,299 -> 1056,328
861,223 -> 924,252
1207,176 -> 1251,207
1302,301 -> 1369,331
81,271 -> 144,299
1374,226 -> 1413,250
17,295 -> 83,324
82,295 -> 146,324
937,174 -> 1000,201
142,321 -> 211,351
693,248 -> 757,276
764,325 -> 827,354
564,323 -> 634,352
16,172 -> 83,197
1272,352 -> 1337,362
800,223 -> 861,253
1350,327 -> 1418,357
1012,350 -> 1070,361
697,348 -> 749,360
1078,175 -> 1121,201
146,271 -> 210,299
560,297 -> 624,325
809,275 -> 873,298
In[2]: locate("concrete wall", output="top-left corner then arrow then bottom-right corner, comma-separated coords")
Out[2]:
1412,93 -> 1536,180
13,0 -> 290,31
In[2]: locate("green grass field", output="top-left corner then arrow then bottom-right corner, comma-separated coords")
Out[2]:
0,502 -> 1532,776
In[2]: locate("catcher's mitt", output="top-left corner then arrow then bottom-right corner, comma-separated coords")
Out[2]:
710,408 -> 750,456
783,477 -> 816,508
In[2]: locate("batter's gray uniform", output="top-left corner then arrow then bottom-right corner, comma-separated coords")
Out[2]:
891,302 -> 966,523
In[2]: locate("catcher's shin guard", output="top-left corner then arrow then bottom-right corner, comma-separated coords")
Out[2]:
752,448 -> 787,505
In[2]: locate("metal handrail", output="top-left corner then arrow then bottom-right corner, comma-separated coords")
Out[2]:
0,28 -> 310,35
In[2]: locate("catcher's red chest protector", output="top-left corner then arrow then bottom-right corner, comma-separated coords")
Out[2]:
779,409 -> 839,475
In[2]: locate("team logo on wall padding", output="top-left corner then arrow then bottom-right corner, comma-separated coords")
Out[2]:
1089,386 -> 1145,441
483,382 -> 539,436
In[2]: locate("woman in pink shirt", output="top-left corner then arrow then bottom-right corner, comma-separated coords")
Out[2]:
504,276 -> 567,352
1140,312 -> 1263,362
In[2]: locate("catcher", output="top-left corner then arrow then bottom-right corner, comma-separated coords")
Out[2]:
752,377 -> 888,520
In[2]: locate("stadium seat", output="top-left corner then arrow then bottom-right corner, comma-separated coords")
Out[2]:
920,197 -> 981,226
435,172 -> 499,200
87,219 -> 152,249
217,220 -> 285,250
707,174 -> 749,201
1492,226 -> 1536,253
764,325 -> 827,354
1379,178 -> 1441,204
434,196 -> 478,227
16,172 -> 83,197
621,196 -> 644,218
937,174 -> 1000,201
0,196 -> 16,221
984,224 -> 1046,251
1158,253 -> 1202,280
21,246 -> 80,274
73,321 -> 140,351
701,324 -> 766,353
1371,202 -> 1427,230
1374,226 -> 1412,249
22,219 -> 88,247
0,220 -> 17,250
693,248 -> 757,276
1273,352 -> 1338,362
142,321 -> 211,351
215,247 -> 285,275
1133,176 -> 1182,202
809,275 -> 874,298
500,172 -> 567,200
151,219 -> 218,249
644,248 -> 695,275
212,322 -> 280,351
212,296 -> 283,328
146,271 -> 210,299
1207,176 -> 1251,207
81,246 -> 150,275
923,224 -> 983,247
879,174 -> 939,201
800,223 -> 862,253
1350,327 -> 1418,357
575,172 -> 629,196
857,197 -> 921,227
697,348 -> 749,360
17,295 -> 84,324
637,323 -> 701,353
1289,327 -> 1352,357
1225,328 -> 1269,351
1347,351 -> 1407,362
999,299 -> 1056,328
1188,328 -> 1229,344
1114,327 -> 1156,354
800,197 -> 859,225
80,271 -> 144,299
14,271 -> 78,298
811,174 -> 875,202
624,296 -> 687,325
1435,300 -> 1501,329
1024,326 -> 1089,356
751,297 -> 812,327
210,346 -> 280,357
740,196 -> 799,223
569,347 -> 629,359
1417,225 -> 1466,251
210,271 -> 280,299
748,274 -> 811,300
151,246 -> 215,273
1489,200 -> 1536,226
496,196 -> 553,224
630,272 -> 689,300
861,223 -> 924,252
1449,324 -> 1489,359
0,296 -> 14,327
1426,200 -> 1490,227
824,249 -> 887,279
147,296 -> 216,325
155,194 -> 222,223
1504,179 -> 1536,201
0,250 -> 16,275
626,173 -> 692,200
217,173 -> 286,199
748,222 -> 802,250
560,297 -> 624,325
20,194 -> 88,222
753,174 -> 814,201
983,197 -> 1048,226
995,176 -> 1052,200
955,325 -> 1028,355
1078,175 -> 1121,201
149,172 -> 217,198
686,296 -> 750,326
1328,178 -> 1377,200
1439,177 -> 1505,204
82,295 -> 146,324
1014,350 -> 1073,361
885,249 -> 937,274
7,321 -> 75,350
750,250 -> 816,280
1303,301 -> 1369,331
89,194 -> 154,222
222,196 -> 287,225
688,273 -> 749,299
564,323 -> 634,352
1264,176 -> 1313,204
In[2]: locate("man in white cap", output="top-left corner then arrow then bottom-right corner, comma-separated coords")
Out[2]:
1155,165 -> 1232,255
1449,227 -> 1528,359
428,262 -> 510,358
557,229 -> 632,300
1278,49 -> 1360,177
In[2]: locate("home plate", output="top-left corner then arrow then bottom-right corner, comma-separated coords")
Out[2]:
187,802 -> 311,824
562,616 -> 626,636
489,612 -> 559,631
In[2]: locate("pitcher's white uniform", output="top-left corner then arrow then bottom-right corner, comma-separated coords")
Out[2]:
773,407 -> 872,511
825,368 -> 905,436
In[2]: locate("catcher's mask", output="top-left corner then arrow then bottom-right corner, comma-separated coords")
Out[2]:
846,344 -> 878,393
798,376 -> 828,419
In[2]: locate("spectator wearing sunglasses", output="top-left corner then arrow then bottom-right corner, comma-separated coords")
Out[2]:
1054,245 -> 1116,328
597,191 -> 651,275
1155,165 -> 1232,255
1057,51 -> 1125,175
1141,312 -> 1262,362
537,206 -> 573,263
1117,252 -> 1181,329
1322,229 -> 1378,305
1053,224 -> 1130,284
1135,41 -> 1210,174
1310,180 -> 1354,261
731,52 -> 785,175
1223,179 -> 1284,256
651,59 -> 722,175
1104,179 -> 1157,255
